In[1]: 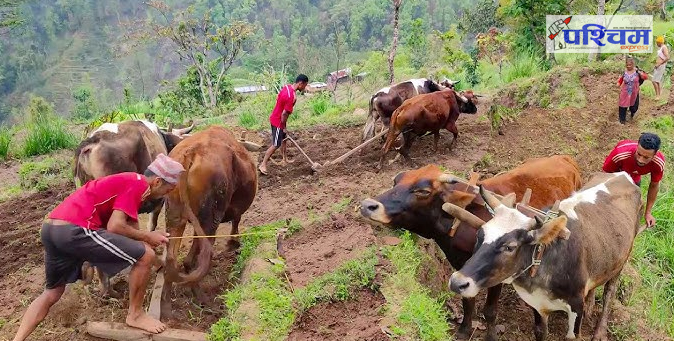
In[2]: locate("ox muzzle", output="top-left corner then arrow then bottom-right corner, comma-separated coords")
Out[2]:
360,198 -> 392,224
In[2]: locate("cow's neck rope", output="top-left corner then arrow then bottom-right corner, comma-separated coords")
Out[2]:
512,210 -> 559,279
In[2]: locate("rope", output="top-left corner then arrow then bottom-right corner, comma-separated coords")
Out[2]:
167,230 -> 278,240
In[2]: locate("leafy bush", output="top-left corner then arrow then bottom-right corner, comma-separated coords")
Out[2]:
72,85 -> 98,121
22,96 -> 78,157
0,126 -> 12,159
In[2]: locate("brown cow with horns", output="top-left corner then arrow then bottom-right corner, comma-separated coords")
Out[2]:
161,126 -> 258,315
360,155 -> 582,341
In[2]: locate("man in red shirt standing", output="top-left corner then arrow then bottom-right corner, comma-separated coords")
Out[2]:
258,74 -> 309,175
12,154 -> 185,340
603,133 -> 665,227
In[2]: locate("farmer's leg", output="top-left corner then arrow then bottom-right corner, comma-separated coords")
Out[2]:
12,286 -> 65,341
618,107 -> 627,124
260,126 -> 283,173
14,222 -> 83,341
630,93 -> 640,118
126,244 -> 166,333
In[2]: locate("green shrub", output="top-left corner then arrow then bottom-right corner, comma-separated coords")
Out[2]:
0,126 -> 12,159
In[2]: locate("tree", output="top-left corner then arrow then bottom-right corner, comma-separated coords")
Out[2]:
406,18 -> 428,69
145,1 -> 254,109
388,0 -> 402,85
458,0 -> 502,38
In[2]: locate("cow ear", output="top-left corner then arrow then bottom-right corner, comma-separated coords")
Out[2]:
393,171 -> 406,185
441,190 -> 476,209
527,216 -> 570,246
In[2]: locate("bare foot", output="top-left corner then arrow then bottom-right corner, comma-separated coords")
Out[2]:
126,312 -> 167,334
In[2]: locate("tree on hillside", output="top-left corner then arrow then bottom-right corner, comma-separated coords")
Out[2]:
388,0 -> 402,85
144,0 -> 254,109
588,0 -> 626,62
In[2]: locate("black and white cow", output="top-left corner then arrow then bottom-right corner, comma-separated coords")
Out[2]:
443,171 -> 643,341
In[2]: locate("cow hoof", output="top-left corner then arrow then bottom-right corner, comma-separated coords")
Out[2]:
456,326 -> 471,340
590,334 -> 608,341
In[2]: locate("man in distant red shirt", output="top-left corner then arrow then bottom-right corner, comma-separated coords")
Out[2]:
12,154 -> 185,341
603,133 -> 665,227
258,74 -> 309,175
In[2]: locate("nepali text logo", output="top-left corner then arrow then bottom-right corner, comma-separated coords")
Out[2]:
546,15 -> 653,54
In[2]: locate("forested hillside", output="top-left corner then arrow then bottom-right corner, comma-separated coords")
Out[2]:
0,0 -> 477,121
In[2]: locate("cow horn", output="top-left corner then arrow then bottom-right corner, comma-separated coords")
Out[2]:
457,94 -> 469,103
442,203 -> 486,228
479,185 -> 502,210
437,173 -> 469,184
172,123 -> 196,136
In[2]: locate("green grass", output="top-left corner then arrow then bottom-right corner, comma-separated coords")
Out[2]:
0,126 -> 12,159
626,115 -> 674,336
210,224 -> 380,341
553,70 -> 586,109
18,157 -> 70,191
502,53 -> 544,83
331,196 -> 353,213
294,248 -> 378,311
380,231 -> 452,341
230,219 -> 300,279
22,117 -> 78,157
237,111 -> 259,130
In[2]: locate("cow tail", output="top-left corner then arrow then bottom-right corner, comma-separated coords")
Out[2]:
173,151 -> 212,285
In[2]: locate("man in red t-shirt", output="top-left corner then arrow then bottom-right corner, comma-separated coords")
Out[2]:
603,133 -> 665,227
12,154 -> 185,341
258,74 -> 309,175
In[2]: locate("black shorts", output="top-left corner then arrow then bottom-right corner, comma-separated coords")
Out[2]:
41,223 -> 146,289
271,125 -> 286,148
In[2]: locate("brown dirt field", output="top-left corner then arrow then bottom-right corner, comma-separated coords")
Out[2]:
287,290 -> 389,341
283,213 -> 378,287
0,73 -> 670,341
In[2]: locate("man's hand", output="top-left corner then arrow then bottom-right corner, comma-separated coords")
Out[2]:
145,231 -> 170,247
645,212 -> 656,228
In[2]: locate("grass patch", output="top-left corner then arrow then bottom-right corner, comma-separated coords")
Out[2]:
294,248 -> 378,311
626,115 -> 674,337
23,118 -> 78,157
18,157 -> 70,191
230,219 -> 300,279
502,53 -> 543,83
210,223 -> 380,341
331,196 -> 353,213
380,231 -> 451,341
0,126 -> 12,159
487,104 -> 520,134
553,70 -> 586,109
237,111 -> 259,130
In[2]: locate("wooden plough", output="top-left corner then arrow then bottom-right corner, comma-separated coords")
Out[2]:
86,251 -> 208,341
288,128 -> 389,172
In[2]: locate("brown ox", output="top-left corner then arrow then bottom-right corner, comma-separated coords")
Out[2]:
363,78 -> 446,141
162,126 -> 257,314
360,155 -> 582,341
379,89 -> 478,168
75,120 -> 192,297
